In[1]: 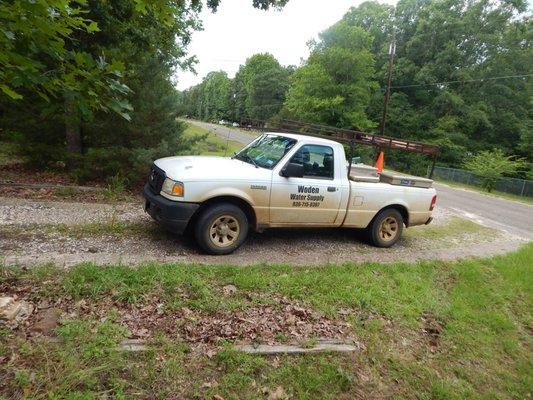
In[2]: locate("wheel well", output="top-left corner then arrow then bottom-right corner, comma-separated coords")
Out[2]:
380,204 -> 409,227
190,196 -> 257,230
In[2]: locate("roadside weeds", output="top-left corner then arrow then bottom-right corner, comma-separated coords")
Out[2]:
1,244 -> 532,398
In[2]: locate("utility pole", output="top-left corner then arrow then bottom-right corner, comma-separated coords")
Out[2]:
224,92 -> 237,157
379,31 -> 396,136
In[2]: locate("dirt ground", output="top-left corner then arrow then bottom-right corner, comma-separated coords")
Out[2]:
0,195 -> 526,267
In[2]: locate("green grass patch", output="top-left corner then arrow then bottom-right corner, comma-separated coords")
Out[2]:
183,123 -> 243,156
1,245 -> 531,399
404,216 -> 496,241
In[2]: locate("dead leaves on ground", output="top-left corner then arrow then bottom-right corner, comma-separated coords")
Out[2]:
0,279 -> 358,350
87,292 -> 357,350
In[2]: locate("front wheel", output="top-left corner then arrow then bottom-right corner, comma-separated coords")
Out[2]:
194,203 -> 249,255
368,208 -> 404,248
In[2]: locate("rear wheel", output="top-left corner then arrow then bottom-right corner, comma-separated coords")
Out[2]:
194,203 -> 249,255
368,208 -> 404,247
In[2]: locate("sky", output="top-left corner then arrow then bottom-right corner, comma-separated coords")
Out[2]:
175,0 -> 396,90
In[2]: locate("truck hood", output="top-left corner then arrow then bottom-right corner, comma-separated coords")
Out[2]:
154,156 -> 272,182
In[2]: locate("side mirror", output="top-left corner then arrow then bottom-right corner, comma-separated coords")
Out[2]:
281,162 -> 304,178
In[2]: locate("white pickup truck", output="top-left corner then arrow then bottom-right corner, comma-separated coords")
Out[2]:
143,132 -> 437,254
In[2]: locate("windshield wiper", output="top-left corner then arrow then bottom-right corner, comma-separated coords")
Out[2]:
232,137 -> 262,160
233,152 -> 259,168
243,154 -> 259,168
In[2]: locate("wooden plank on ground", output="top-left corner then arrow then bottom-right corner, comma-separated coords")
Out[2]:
234,340 -> 360,355
118,339 -> 148,352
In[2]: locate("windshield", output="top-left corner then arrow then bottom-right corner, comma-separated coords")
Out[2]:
233,134 -> 297,169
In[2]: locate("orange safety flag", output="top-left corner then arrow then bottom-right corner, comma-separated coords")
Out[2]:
375,151 -> 384,173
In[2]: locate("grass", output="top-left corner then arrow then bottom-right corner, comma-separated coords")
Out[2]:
52,220 -> 156,238
1,244 -> 532,399
404,216 -> 497,244
183,123 -> 243,157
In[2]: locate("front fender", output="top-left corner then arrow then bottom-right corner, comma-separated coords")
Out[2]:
200,186 -> 255,206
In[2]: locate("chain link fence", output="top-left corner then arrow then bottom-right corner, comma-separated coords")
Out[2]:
429,166 -> 533,198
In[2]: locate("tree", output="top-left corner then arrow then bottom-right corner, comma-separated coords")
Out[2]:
284,20 -> 377,129
340,0 -> 531,174
0,1 -> 125,103
1,0 -> 292,178
207,0 -> 289,11
241,54 -> 290,121
0,0 -> 288,103
200,71 -> 232,121
0,0 -> 197,166
180,53 -> 290,123
463,149 -> 527,192
229,66 -> 248,121
179,0 -> 531,177
284,64 -> 343,125
0,0 -> 131,158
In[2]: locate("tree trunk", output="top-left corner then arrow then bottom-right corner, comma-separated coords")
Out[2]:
65,98 -> 82,168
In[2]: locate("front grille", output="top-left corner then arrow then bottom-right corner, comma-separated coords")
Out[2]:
148,164 -> 166,194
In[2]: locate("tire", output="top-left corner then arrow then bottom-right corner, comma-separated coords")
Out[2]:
368,208 -> 404,248
194,203 -> 249,255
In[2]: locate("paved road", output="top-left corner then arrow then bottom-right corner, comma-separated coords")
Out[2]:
188,119 -> 533,240
434,183 -> 532,239
187,119 -> 257,147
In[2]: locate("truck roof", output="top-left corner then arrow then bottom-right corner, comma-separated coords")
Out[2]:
265,131 -> 340,147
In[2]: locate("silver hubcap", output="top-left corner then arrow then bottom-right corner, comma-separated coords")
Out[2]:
379,216 -> 399,242
209,215 -> 240,248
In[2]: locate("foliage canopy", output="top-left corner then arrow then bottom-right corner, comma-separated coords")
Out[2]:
178,0 -> 532,176
1,0 -> 531,180
0,0 -> 291,182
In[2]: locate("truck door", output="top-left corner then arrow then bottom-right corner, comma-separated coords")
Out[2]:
270,144 -> 343,225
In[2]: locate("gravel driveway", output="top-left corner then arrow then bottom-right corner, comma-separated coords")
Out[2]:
1,121 -> 529,267
0,196 -> 526,268
0,197 -> 143,226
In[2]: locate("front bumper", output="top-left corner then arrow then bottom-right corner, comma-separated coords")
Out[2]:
142,184 -> 200,234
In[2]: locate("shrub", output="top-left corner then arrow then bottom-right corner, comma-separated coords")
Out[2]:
463,149 -> 527,192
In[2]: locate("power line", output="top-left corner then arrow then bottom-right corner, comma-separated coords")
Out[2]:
390,73 -> 533,89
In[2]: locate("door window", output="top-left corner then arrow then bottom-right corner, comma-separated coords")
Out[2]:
289,145 -> 334,179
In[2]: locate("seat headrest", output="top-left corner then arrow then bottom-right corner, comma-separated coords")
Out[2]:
323,154 -> 333,169
302,148 -> 310,163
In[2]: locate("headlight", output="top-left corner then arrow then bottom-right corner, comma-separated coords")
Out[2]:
161,178 -> 184,197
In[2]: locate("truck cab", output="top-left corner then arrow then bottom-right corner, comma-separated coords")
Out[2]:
143,132 -> 437,254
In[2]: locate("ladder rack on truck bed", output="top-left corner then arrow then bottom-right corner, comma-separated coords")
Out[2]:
241,119 -> 440,179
